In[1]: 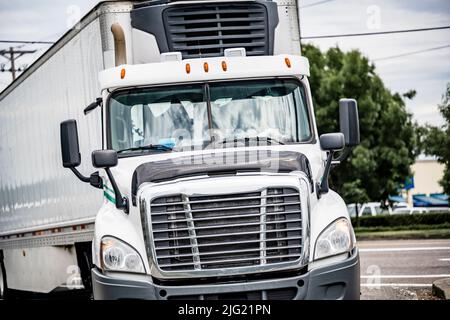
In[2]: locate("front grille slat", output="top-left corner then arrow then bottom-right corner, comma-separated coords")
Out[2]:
164,3 -> 269,58
150,193 -> 300,207
151,210 -> 302,224
157,245 -> 301,259
151,202 -> 301,216
154,236 -> 302,251
153,227 -> 303,242
159,254 -> 302,268
153,219 -> 302,233
149,187 -> 303,273
153,210 -> 301,225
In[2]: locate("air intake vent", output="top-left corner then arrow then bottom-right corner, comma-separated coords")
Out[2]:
163,3 -> 269,59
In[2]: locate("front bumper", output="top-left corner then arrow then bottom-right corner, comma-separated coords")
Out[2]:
92,248 -> 360,300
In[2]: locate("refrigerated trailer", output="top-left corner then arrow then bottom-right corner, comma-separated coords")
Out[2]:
0,0 -> 361,299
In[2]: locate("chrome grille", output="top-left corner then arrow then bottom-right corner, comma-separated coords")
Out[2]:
163,3 -> 269,59
149,188 -> 302,273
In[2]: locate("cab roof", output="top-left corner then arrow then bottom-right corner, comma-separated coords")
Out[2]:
99,54 -> 310,91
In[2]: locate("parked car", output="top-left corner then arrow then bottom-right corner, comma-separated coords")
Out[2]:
426,207 -> 450,213
347,202 -> 391,217
392,207 -> 429,215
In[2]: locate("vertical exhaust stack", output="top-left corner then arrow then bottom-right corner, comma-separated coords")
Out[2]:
111,23 -> 127,66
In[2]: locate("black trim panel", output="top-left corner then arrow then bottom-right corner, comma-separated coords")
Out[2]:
131,150 -> 313,205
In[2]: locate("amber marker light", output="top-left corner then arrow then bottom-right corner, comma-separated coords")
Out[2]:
221,61 -> 227,71
185,63 -> 191,74
203,62 -> 209,72
120,68 -> 126,79
285,57 -> 291,68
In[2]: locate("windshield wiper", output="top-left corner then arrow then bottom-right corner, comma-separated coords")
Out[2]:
216,136 -> 285,146
117,144 -> 173,154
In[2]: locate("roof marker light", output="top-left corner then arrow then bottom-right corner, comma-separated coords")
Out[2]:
120,68 -> 126,79
285,57 -> 291,68
185,63 -> 191,74
221,61 -> 227,71
203,62 -> 209,73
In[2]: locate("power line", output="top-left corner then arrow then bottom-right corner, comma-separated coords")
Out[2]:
0,40 -> 55,45
301,0 -> 336,9
374,44 -> 450,62
301,25 -> 450,40
0,29 -> 65,46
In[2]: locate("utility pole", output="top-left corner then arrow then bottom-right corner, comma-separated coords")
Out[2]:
0,47 -> 36,81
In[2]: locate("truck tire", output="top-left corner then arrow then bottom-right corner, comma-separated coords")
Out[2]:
0,251 -> 8,299
75,242 -> 93,293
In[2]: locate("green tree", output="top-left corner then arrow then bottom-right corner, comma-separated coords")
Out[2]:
420,84 -> 450,202
302,44 -> 418,205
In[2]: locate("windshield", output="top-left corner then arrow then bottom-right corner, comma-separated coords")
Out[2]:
108,79 -> 312,154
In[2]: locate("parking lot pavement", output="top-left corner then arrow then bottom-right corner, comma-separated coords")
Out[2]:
358,238 -> 450,300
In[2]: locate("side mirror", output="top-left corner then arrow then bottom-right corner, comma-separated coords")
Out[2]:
92,149 -> 128,214
60,120 -> 81,168
319,133 -> 345,151
92,150 -> 118,168
339,99 -> 360,147
60,119 -> 103,189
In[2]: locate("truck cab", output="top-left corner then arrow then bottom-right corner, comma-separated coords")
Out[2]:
57,0 -> 361,300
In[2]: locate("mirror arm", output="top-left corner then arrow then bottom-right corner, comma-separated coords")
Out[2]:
317,150 -> 334,197
70,167 -> 90,183
69,168 -> 103,189
333,147 -> 352,162
84,98 -> 102,115
105,168 -> 129,214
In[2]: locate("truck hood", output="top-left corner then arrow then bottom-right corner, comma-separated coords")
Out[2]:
109,145 -> 323,206
130,149 -> 313,205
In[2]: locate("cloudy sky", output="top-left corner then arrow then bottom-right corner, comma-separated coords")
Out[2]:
1,0 -> 449,126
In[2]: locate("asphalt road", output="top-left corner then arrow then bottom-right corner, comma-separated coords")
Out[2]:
358,238 -> 450,300
3,238 -> 449,300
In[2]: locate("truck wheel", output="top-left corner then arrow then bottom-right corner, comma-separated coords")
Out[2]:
0,253 -> 8,299
75,242 -> 93,294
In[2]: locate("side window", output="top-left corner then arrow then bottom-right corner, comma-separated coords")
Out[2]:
110,100 -> 133,151
294,87 -> 311,141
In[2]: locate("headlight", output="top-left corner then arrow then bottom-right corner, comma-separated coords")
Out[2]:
314,218 -> 354,260
100,237 -> 145,273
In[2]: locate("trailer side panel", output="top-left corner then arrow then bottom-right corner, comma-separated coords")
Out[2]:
0,18 -> 104,236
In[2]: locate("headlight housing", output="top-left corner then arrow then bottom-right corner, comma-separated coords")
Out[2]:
314,218 -> 355,260
100,236 -> 145,273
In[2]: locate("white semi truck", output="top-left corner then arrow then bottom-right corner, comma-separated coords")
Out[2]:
0,0 -> 361,300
